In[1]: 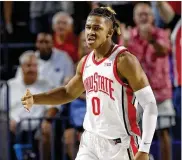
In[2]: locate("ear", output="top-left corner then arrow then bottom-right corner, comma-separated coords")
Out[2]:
107,28 -> 114,38
35,42 -> 38,49
52,23 -> 56,32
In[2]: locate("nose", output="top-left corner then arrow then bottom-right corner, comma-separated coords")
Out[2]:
41,43 -> 47,49
141,14 -> 147,20
29,65 -> 37,72
88,29 -> 96,37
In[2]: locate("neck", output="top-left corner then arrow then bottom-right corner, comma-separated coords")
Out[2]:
23,77 -> 36,85
94,39 -> 113,59
56,34 -> 66,44
40,51 -> 52,61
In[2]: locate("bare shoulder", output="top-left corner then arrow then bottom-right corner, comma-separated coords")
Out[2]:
117,51 -> 149,91
76,55 -> 88,75
117,51 -> 141,71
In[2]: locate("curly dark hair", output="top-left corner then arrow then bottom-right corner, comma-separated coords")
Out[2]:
88,7 -> 121,35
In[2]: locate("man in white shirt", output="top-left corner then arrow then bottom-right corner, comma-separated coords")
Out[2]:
16,32 -> 74,87
36,32 -> 74,86
1,51 -> 53,159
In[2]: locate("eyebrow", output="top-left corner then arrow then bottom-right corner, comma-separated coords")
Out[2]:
86,24 -> 103,27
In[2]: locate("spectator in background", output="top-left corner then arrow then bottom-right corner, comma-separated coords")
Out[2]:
156,1 -> 181,113
120,3 -> 175,160
35,32 -> 74,87
52,11 -> 79,63
3,1 -> 13,34
151,1 -> 166,28
35,32 -> 75,160
40,30 -> 90,160
39,34 -> 90,158
34,32 -> 75,159
1,51 -> 53,159
61,34 -> 92,158
16,32 -> 74,87
151,1 -> 181,28
92,1 -> 135,26
30,1 -> 62,34
68,94 -> 86,159
40,75 -> 86,160
156,1 -> 181,139
37,106 -> 62,160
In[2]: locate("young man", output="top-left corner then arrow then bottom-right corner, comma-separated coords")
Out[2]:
21,7 -> 158,160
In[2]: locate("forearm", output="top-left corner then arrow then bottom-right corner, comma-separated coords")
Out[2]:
135,86 -> 158,153
150,39 -> 169,56
140,102 -> 158,153
3,1 -> 13,24
33,86 -> 76,105
156,2 -> 175,24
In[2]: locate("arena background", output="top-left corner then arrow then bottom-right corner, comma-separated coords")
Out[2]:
0,1 -> 181,160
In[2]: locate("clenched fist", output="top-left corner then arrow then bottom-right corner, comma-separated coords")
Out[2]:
21,89 -> 34,112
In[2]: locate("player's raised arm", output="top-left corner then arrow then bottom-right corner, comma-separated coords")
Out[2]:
117,51 -> 158,159
21,56 -> 86,111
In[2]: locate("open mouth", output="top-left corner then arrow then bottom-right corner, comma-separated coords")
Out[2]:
87,36 -> 96,44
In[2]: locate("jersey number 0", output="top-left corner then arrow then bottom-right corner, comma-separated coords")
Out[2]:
92,97 -> 100,115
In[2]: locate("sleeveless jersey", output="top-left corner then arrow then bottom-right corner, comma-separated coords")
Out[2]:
81,45 -> 141,140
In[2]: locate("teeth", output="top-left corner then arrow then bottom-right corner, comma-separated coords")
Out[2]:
88,37 -> 96,40
88,39 -> 95,44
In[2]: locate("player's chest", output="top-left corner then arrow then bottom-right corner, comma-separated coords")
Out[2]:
84,58 -> 114,74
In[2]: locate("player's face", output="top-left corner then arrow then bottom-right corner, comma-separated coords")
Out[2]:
85,16 -> 110,49
22,56 -> 38,83
134,4 -> 154,25
36,34 -> 53,55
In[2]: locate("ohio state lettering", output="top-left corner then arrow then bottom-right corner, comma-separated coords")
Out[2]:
84,72 -> 115,100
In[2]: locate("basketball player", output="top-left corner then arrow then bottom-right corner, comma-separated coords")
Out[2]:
21,7 -> 158,160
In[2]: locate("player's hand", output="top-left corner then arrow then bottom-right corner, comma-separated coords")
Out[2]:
21,89 -> 34,112
134,151 -> 149,160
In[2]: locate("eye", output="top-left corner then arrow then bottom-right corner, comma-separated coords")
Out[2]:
86,26 -> 91,29
94,26 -> 100,31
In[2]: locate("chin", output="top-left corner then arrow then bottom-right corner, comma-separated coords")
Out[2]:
87,44 -> 94,49
56,31 -> 65,37
87,43 -> 100,50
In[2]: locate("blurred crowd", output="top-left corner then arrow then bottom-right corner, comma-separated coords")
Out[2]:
0,1 -> 181,160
